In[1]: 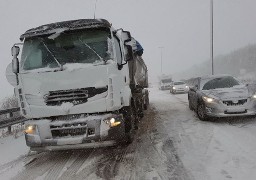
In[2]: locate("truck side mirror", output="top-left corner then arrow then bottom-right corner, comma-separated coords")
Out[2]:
6,63 -> 18,86
124,45 -> 133,61
121,31 -> 131,42
11,46 -> 20,74
11,46 -> 20,57
120,31 -> 133,61
114,29 -> 134,63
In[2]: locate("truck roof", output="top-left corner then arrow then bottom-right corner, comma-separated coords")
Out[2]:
20,19 -> 111,41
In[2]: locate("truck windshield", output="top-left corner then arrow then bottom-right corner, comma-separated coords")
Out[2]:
21,29 -> 112,71
161,79 -> 172,83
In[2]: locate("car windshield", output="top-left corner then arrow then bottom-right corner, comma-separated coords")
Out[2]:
174,82 -> 185,85
20,29 -> 112,71
202,76 -> 239,90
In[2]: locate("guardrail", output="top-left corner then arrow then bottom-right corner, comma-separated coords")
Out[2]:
0,107 -> 27,133
0,107 -> 20,114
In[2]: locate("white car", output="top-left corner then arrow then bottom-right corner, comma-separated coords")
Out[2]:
170,81 -> 189,94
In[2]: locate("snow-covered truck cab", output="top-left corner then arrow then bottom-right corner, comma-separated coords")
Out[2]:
6,19 -> 148,151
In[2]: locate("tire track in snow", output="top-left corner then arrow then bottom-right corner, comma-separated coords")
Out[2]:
57,149 -> 94,179
0,156 -> 25,174
147,105 -> 193,180
14,152 -> 66,180
44,151 -> 74,180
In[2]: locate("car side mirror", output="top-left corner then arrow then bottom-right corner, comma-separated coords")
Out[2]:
190,85 -> 198,92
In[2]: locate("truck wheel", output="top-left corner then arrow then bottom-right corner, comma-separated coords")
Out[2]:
144,91 -> 149,110
121,106 -> 135,144
137,99 -> 144,118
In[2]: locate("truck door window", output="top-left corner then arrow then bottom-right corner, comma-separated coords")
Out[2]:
113,36 -> 122,64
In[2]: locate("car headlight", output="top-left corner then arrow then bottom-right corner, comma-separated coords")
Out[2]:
185,86 -> 189,89
24,124 -> 37,134
104,116 -> 122,127
251,94 -> 256,99
173,87 -> 176,90
202,96 -> 218,103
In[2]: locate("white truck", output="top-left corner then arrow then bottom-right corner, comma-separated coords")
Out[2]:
6,19 -> 149,151
159,76 -> 172,90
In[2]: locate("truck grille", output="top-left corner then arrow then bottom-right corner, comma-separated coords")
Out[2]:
45,86 -> 107,106
50,122 -> 87,137
223,99 -> 247,106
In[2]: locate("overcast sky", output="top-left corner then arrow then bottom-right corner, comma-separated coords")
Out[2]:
0,0 -> 256,101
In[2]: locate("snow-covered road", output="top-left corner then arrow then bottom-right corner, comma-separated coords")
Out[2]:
1,86 -> 256,180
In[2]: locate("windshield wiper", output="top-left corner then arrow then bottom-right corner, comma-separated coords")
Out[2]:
40,40 -> 63,71
78,39 -> 104,62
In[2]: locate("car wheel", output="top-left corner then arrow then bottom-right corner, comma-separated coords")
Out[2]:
197,103 -> 208,121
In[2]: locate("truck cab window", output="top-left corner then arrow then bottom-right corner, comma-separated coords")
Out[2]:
113,36 -> 122,64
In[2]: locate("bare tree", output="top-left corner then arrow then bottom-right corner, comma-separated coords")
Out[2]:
1,95 -> 18,109
0,95 -> 19,119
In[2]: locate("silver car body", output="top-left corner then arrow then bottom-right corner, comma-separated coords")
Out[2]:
188,75 -> 256,118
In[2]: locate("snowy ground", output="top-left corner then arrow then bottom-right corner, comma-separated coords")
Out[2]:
1,86 -> 256,180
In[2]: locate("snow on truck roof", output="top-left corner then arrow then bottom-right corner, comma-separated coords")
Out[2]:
20,19 -> 111,41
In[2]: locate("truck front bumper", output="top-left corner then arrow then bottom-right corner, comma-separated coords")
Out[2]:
25,113 -> 126,151
30,140 -> 116,152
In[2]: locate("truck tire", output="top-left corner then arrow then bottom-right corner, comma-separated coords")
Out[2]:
137,99 -> 144,118
120,106 -> 136,144
144,90 -> 149,110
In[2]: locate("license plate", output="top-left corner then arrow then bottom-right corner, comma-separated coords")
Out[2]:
225,108 -> 246,114
61,128 -> 87,134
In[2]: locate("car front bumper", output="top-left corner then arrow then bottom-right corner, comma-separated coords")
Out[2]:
204,100 -> 256,118
173,88 -> 188,93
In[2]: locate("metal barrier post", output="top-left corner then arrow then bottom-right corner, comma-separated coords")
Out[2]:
7,112 -> 13,134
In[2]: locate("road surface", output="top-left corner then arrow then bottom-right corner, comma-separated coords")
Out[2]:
1,87 -> 256,180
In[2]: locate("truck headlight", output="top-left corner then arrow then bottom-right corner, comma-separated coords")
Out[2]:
104,116 -> 121,127
24,124 -> 37,134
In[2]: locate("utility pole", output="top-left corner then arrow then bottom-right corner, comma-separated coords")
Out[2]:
159,47 -> 164,74
210,0 -> 214,75
94,0 -> 98,19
